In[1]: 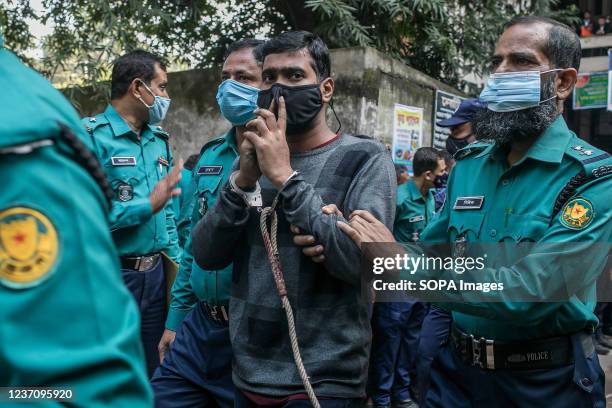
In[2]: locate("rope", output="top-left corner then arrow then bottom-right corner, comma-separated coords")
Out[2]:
551,170 -> 588,224
260,196 -> 320,408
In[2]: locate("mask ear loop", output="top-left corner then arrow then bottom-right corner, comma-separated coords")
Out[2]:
329,99 -> 342,134
135,79 -> 155,109
539,69 -> 561,105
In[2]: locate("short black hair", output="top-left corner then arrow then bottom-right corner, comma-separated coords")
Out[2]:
111,50 -> 167,100
260,31 -> 331,80
223,39 -> 265,63
440,149 -> 454,166
505,16 -> 581,71
413,147 -> 443,177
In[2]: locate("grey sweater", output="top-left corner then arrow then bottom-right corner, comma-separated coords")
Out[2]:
192,134 -> 396,398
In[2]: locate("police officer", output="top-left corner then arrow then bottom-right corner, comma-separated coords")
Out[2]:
150,39 -> 264,408
437,98 -> 484,157
84,50 -> 183,377
337,16 -> 611,407
393,148 -> 445,243
369,148 -> 446,408
0,32 -> 151,405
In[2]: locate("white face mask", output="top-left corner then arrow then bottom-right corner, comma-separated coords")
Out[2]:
479,69 -> 561,112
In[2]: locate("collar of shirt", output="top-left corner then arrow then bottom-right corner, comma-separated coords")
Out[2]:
479,116 -> 571,166
210,127 -> 238,155
103,104 -> 156,144
406,178 -> 427,203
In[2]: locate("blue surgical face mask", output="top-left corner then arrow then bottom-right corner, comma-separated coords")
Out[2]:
138,80 -> 171,124
216,79 -> 260,126
479,69 -> 561,112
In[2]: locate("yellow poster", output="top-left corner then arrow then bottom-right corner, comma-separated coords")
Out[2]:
392,104 -> 423,174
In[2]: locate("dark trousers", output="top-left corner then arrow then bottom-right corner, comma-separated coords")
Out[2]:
121,258 -> 166,378
425,334 -> 605,408
368,301 -> 426,405
234,391 -> 362,408
415,305 -> 452,405
151,301 -> 233,408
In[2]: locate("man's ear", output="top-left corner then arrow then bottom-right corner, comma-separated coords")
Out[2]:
423,170 -> 434,182
555,68 -> 577,102
131,78 -> 145,100
320,77 -> 334,103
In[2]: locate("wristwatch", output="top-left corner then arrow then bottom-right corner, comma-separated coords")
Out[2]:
228,171 -> 263,207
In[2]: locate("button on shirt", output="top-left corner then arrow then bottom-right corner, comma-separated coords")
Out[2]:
83,104 -> 179,261
166,130 -> 238,330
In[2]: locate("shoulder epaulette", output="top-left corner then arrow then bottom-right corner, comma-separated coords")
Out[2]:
353,134 -> 374,140
565,141 -> 612,179
152,125 -> 170,139
454,141 -> 491,160
81,114 -> 109,135
199,136 -> 225,156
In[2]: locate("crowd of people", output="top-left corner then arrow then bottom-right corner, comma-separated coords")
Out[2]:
2,13 -> 612,408
580,10 -> 611,37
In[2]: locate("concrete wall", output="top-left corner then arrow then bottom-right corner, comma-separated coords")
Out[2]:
72,46 -> 464,159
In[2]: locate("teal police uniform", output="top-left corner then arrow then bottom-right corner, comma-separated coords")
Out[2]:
394,179 -> 436,243
400,117 -> 612,407
84,104 -> 180,377
175,167 -> 195,250
151,130 -> 238,408
0,33 -> 151,406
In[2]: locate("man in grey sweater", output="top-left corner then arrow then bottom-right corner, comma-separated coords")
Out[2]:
192,31 -> 396,407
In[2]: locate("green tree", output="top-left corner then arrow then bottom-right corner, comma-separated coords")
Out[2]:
0,0 -> 578,94
301,0 -> 579,92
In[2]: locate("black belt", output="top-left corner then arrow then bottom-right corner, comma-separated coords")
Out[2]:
120,253 -> 161,272
202,302 -> 229,324
450,324 -> 594,370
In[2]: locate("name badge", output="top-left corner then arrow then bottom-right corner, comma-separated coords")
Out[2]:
453,196 -> 484,210
409,215 -> 425,223
111,156 -> 136,166
198,165 -> 223,176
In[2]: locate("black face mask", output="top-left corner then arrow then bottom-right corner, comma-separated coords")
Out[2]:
434,173 -> 448,189
445,135 -> 471,156
257,83 -> 323,135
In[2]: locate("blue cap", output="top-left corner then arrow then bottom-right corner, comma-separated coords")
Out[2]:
436,98 -> 484,127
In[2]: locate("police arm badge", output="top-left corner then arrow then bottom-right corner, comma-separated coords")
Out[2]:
559,197 -> 594,230
0,207 -> 59,289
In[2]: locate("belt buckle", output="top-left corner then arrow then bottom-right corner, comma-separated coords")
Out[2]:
470,335 -> 495,369
470,334 -> 484,368
209,304 -> 220,322
220,305 -> 229,322
139,256 -> 155,272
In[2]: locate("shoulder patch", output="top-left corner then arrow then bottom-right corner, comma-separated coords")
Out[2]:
152,125 -> 170,139
454,141 -> 491,160
565,141 -> 611,178
0,207 -> 59,289
199,137 -> 225,156
559,197 -> 594,230
81,114 -> 109,134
